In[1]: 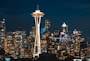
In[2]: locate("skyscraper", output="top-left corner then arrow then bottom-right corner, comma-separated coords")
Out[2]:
45,19 -> 50,31
62,22 -> 68,33
0,19 -> 5,48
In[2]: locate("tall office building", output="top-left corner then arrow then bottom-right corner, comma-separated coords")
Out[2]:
4,32 -> 15,57
62,22 -> 68,33
30,26 -> 36,37
41,19 -> 51,39
31,5 -> 44,58
0,19 -> 5,48
14,30 -> 26,58
45,19 -> 50,31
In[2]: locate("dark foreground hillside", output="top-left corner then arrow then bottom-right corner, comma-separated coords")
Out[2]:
0,53 -> 87,61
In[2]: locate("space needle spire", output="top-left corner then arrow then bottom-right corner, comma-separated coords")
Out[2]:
37,5 -> 39,10
31,5 -> 44,58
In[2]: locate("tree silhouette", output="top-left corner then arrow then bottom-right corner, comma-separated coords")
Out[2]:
0,48 -> 5,55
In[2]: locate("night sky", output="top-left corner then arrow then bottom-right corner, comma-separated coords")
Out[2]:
0,0 -> 90,41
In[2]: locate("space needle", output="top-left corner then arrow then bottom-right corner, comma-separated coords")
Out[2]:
31,5 -> 44,58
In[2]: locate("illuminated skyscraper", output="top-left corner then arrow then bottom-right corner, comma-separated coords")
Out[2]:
14,30 -> 26,58
0,19 -> 5,48
31,5 -> 44,58
45,19 -> 50,31
62,22 -> 68,33
30,26 -> 36,37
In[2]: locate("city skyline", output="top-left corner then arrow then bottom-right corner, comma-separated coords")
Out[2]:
0,18 -> 89,60
0,0 -> 90,40
0,1 -> 90,60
